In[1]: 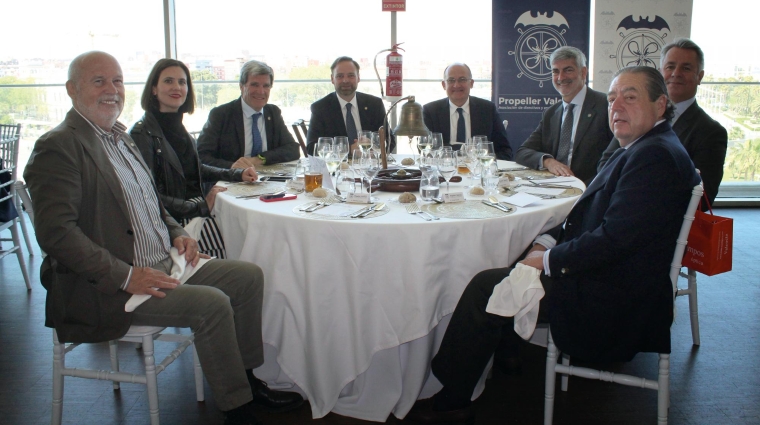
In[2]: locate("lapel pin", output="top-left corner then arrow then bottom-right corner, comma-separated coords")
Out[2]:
587,114 -> 592,118
267,116 -> 271,121
364,106 -> 368,110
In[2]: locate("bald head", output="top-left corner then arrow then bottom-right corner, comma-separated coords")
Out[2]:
66,51 -> 125,130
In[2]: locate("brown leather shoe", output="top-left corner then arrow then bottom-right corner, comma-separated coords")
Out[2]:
404,398 -> 475,424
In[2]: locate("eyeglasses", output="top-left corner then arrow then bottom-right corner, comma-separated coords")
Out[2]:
445,77 -> 472,85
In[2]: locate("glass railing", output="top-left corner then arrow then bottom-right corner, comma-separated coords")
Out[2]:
3,80 -> 760,197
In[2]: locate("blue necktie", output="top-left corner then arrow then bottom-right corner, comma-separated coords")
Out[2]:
456,107 -> 466,143
345,103 -> 358,142
251,113 -> 263,157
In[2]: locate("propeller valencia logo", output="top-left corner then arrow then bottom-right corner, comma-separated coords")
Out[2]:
508,11 -> 569,88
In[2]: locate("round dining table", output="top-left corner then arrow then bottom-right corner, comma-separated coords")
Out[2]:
212,159 -> 584,421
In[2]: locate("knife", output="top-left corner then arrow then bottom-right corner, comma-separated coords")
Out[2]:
349,205 -> 373,218
482,200 -> 511,213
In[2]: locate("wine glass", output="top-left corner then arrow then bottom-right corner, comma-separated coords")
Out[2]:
438,150 -> 457,193
317,137 -> 333,159
457,148 -> 476,187
477,141 -> 495,170
324,150 -> 341,189
357,131 -> 373,154
430,132 -> 444,157
417,135 -> 432,163
333,136 -> 350,163
361,150 -> 381,200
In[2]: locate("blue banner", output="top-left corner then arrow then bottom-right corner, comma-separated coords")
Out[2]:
492,0 -> 591,153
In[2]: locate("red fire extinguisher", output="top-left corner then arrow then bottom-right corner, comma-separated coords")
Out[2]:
386,43 -> 404,97
374,43 -> 405,98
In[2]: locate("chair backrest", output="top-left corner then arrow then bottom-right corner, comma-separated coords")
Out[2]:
14,181 -> 34,224
291,119 -> 309,157
0,125 -> 22,208
670,183 -> 704,294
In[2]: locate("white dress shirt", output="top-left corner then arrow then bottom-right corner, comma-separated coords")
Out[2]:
241,100 -> 268,156
337,95 -> 363,136
448,98 -> 471,144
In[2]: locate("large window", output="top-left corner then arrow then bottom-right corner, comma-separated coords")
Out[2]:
2,0 -> 759,195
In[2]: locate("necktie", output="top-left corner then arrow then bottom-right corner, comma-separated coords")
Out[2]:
345,103 -> 358,142
456,107 -> 466,143
556,103 -> 575,165
251,113 -> 263,157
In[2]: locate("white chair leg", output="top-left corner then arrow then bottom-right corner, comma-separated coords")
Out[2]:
560,354 -> 570,392
192,343 -> 204,401
109,340 -> 120,390
544,331 -> 559,425
10,222 -> 31,289
51,331 -> 64,425
687,269 -> 700,346
141,335 -> 161,425
15,196 -> 34,256
657,354 -> 670,425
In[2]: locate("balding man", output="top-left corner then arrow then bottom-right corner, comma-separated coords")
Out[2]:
598,38 -> 727,208
422,63 -> 512,160
25,51 -> 302,425
406,66 -> 700,424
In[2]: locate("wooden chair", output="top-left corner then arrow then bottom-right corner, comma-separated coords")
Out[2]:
52,326 -> 204,425
291,119 -> 309,157
533,183 -> 704,425
0,124 -> 31,289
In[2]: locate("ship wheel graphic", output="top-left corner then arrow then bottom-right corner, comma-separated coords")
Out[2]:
510,26 -> 567,87
612,30 -> 667,69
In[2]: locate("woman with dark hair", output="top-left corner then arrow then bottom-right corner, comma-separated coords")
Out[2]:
130,59 -> 257,259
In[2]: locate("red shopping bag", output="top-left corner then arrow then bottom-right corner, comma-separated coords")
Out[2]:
682,193 -> 733,276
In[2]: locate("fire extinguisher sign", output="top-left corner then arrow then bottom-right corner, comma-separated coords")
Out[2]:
382,0 -> 406,12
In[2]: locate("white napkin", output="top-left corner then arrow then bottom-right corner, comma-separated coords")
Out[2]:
124,247 -> 212,312
485,263 -> 545,340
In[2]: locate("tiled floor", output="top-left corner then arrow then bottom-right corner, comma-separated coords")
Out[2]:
1,208 -> 758,425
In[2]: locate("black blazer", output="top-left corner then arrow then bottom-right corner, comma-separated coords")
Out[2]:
306,92 -> 395,155
422,96 -> 512,160
597,100 -> 727,207
130,111 -> 243,222
514,88 -> 613,184
546,122 -> 700,362
197,98 -> 300,168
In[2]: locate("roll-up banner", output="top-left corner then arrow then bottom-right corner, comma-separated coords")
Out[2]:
593,0 -> 693,94
492,0 -> 591,153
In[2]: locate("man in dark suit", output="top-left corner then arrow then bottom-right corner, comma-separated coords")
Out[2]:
306,56 -> 394,155
197,60 -> 300,169
422,63 -> 512,160
25,52 -> 302,425
406,67 -> 700,424
598,38 -> 727,207
514,46 -> 613,184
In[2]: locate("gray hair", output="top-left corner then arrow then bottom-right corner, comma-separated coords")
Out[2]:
239,60 -> 274,86
549,46 -> 587,69
613,66 -> 676,121
661,38 -> 705,72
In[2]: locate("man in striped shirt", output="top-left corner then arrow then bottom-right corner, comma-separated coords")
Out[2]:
25,51 -> 302,425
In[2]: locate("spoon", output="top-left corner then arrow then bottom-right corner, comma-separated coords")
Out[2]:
360,202 -> 385,217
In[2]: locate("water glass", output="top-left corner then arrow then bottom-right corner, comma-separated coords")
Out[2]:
483,162 -> 500,195
336,167 -> 356,194
419,165 -> 441,201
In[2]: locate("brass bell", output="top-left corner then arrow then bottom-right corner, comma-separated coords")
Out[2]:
393,96 -> 429,137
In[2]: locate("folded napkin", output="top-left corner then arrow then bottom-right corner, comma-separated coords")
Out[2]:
485,263 -> 544,340
125,246 -> 212,312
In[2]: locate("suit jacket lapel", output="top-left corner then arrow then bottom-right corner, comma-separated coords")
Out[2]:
234,98 -> 246,156
672,100 -> 699,134
550,104 -> 563,153
263,105 -> 274,143
329,93 -> 348,136
438,101 -> 451,142
66,110 -> 133,222
572,92 -> 596,153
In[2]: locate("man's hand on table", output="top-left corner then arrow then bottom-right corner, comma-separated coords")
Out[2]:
231,157 -> 259,169
544,158 -> 575,178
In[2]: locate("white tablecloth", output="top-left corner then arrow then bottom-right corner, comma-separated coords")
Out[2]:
213,160 -> 582,421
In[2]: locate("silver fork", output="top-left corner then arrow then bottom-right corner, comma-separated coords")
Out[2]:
405,203 -> 431,221
305,201 -> 333,212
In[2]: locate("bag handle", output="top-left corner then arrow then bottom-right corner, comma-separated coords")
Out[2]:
701,186 -> 714,216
